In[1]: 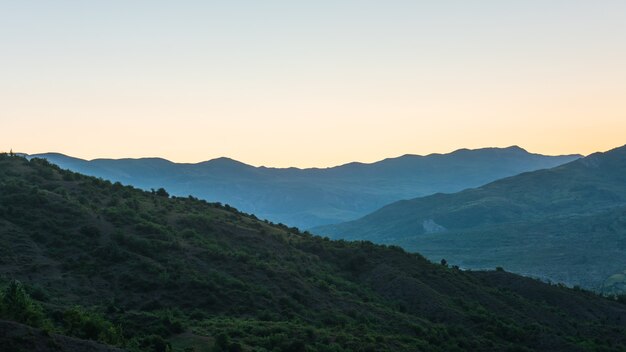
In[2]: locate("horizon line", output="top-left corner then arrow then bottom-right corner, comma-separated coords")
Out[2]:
13,145 -> 588,170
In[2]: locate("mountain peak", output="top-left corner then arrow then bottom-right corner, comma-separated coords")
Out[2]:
445,146 -> 529,157
504,145 -> 527,152
202,156 -> 251,165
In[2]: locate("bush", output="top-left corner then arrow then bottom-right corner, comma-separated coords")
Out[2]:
138,334 -> 172,352
0,279 -> 47,328
155,188 -> 170,198
80,224 -> 101,238
61,306 -> 124,345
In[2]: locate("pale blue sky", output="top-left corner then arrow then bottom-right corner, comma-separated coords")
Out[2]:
2,1 -> 626,166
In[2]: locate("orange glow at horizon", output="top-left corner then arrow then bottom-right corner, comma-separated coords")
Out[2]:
1,1 -> 625,168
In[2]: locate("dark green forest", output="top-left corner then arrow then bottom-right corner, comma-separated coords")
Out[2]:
2,154 -> 626,351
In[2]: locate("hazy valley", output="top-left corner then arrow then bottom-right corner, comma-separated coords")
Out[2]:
30,147 -> 580,229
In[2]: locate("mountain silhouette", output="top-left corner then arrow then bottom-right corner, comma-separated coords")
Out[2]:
30,147 -> 580,229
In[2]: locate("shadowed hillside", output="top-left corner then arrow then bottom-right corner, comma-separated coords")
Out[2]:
30,147 -> 580,229
2,154 -> 626,351
0,320 -> 124,352
314,145 -> 626,292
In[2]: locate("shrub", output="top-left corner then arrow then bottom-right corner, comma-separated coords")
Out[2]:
138,334 -> 172,352
156,188 -> 170,198
61,306 -> 124,345
0,279 -> 47,328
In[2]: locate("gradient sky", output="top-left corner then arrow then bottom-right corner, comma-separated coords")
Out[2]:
2,1 -> 625,167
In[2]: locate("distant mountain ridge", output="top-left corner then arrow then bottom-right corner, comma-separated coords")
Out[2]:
314,144 -> 626,292
30,147 -> 581,229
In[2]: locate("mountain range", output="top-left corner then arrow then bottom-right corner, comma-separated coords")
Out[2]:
2,154 -> 626,351
314,145 -> 626,293
29,147 -> 580,229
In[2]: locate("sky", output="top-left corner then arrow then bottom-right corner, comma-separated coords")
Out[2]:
1,1 -> 625,167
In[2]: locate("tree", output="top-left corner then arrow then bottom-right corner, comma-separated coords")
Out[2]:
214,333 -> 231,351
156,188 -> 170,197
0,279 -> 46,327
139,335 -> 172,352
62,306 -> 123,345
440,258 -> 448,267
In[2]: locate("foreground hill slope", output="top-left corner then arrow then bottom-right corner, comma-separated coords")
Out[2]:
0,320 -> 124,352
315,145 -> 626,291
31,147 -> 580,228
1,154 -> 626,351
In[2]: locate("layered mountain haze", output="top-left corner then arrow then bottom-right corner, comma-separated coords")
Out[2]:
6,1 -> 626,350
30,147 -> 580,229
3,154 -> 626,351
314,144 -> 626,292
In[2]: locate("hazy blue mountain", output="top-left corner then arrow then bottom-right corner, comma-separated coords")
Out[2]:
314,144 -> 626,291
30,147 -> 580,229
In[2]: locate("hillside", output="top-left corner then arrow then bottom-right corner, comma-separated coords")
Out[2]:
2,154 -> 626,351
314,145 -> 626,292
30,147 -> 580,229
0,320 -> 124,352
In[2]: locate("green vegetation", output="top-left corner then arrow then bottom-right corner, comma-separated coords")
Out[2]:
2,154 -> 626,351
315,145 -> 626,292
0,279 -> 48,328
